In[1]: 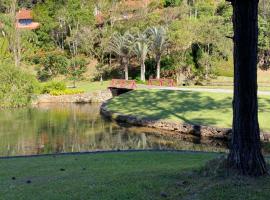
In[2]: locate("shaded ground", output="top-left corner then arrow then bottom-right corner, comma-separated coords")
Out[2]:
106,90 -> 270,132
0,152 -> 270,200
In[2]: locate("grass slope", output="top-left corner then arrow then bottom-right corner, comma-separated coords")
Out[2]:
67,81 -> 110,92
106,90 -> 270,131
0,152 -> 270,200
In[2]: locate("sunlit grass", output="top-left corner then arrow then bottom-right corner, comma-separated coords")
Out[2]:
66,81 -> 110,92
106,90 -> 270,132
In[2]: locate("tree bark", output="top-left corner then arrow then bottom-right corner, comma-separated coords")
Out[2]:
228,0 -> 267,176
141,61 -> 145,82
124,63 -> 128,81
156,55 -> 161,79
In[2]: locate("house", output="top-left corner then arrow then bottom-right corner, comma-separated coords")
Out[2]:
16,9 -> 39,30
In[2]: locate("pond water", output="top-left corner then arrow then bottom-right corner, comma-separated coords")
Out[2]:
0,103 -> 228,157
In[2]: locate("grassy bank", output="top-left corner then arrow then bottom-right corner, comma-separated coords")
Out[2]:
1,152 -> 270,200
66,81 -> 110,92
106,90 -> 270,132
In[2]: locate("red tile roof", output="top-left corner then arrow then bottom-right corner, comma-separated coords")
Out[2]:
16,9 -> 33,20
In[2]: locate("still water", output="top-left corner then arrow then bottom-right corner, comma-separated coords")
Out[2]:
0,103 -> 227,157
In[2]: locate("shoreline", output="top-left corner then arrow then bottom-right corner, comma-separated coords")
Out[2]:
32,89 -> 112,105
100,100 -> 270,142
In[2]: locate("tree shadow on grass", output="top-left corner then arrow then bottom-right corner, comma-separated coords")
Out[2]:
109,90 -> 233,127
107,90 -> 234,141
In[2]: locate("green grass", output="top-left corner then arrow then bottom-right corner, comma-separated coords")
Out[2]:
66,81 -> 110,92
106,90 -> 270,132
1,152 -> 270,200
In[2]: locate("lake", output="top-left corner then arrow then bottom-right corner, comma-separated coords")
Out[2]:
0,103 -> 227,157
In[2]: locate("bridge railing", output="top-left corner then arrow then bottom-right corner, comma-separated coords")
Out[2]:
109,79 -> 137,89
148,79 -> 175,87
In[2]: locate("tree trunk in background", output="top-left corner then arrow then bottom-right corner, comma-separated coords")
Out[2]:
156,55 -> 161,79
141,61 -> 145,82
124,63 -> 128,80
228,0 -> 267,176
11,0 -> 20,67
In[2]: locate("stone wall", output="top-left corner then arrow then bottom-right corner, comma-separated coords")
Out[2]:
100,101 -> 270,142
33,90 -> 112,104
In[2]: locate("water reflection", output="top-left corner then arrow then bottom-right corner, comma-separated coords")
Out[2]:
0,103 -> 227,157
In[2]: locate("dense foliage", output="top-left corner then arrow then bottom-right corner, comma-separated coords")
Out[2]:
0,0 -> 270,87
0,63 -> 38,107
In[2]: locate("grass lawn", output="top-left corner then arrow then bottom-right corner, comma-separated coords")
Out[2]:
0,152 -> 270,200
66,81 -> 110,92
106,90 -> 270,132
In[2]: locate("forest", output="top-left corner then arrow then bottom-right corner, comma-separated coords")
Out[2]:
0,0 -> 270,106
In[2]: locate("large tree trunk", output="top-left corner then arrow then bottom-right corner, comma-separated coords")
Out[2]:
228,0 -> 267,176
156,55 -> 161,79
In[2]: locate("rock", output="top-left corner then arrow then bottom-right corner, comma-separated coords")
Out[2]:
33,90 -> 112,105
26,180 -> 31,184
100,102 -> 233,140
11,177 -> 16,180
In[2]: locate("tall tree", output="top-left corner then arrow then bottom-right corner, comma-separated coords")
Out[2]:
133,33 -> 149,82
108,32 -> 133,80
10,0 -> 21,67
147,26 -> 167,79
227,0 -> 267,176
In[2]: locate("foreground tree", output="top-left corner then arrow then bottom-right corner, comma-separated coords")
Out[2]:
227,0 -> 267,176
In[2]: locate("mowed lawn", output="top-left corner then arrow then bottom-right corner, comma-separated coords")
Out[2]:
1,152 -> 270,200
106,90 -> 270,132
67,81 -> 110,92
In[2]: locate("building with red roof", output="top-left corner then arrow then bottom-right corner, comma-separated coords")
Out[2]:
16,9 -> 40,30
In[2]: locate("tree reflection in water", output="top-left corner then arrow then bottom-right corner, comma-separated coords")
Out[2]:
0,103 -> 227,157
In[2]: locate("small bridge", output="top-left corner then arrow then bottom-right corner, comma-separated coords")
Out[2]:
108,79 -> 137,96
108,79 -> 175,96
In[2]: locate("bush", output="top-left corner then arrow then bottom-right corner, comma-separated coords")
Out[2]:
163,0 -> 183,7
49,89 -> 84,96
41,81 -> 66,94
40,81 -> 84,96
0,64 -> 39,108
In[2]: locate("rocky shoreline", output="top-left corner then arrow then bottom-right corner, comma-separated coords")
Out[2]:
32,90 -> 113,105
100,101 -> 270,142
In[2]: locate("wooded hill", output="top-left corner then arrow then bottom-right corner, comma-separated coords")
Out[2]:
0,0 -> 270,84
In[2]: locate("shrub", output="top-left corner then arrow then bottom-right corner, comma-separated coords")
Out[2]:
0,64 -> 39,108
49,89 -> 84,96
41,81 -> 66,94
163,0 -> 183,7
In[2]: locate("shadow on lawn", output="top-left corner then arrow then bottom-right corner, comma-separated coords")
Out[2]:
109,90 -> 233,141
111,90 -> 232,124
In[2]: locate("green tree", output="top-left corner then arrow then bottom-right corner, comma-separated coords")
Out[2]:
108,32 -> 134,80
147,26 -> 168,79
133,33 -> 149,82
66,56 -> 87,88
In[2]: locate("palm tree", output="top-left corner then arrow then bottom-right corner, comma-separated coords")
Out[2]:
107,32 -> 133,80
147,26 -> 167,79
133,33 -> 149,82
